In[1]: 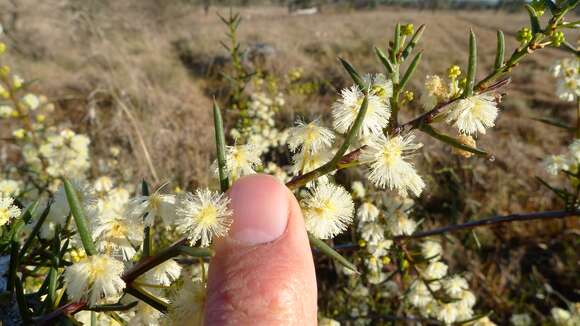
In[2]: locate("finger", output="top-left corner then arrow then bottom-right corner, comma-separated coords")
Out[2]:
204,174 -> 317,326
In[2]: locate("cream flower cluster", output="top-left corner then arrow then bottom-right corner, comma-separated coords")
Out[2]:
550,303 -> 580,326
22,128 -> 91,183
230,91 -> 288,156
348,181 -> 488,325
543,139 -> 580,176
551,58 -> 580,102
64,254 -> 126,306
288,72 -> 428,241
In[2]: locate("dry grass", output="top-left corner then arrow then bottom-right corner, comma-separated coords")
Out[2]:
1,1 -> 578,319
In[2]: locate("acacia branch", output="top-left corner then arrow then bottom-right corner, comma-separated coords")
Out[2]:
396,209 -> 580,240
396,78 -> 511,134
37,238 -> 211,323
335,209 -> 580,251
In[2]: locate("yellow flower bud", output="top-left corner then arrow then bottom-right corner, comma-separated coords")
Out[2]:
358,239 -> 367,248
403,90 -> 414,102
36,114 -> 46,123
0,42 -> 6,55
13,128 -> 25,139
402,24 -> 414,36
381,256 -> 391,265
0,65 -> 10,76
447,65 -> 461,80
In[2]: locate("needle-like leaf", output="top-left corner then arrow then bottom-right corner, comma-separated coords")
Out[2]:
141,180 -> 152,258
64,179 -> 97,256
525,4 -> 542,34
420,125 -> 489,157
374,47 -> 394,74
398,52 -> 422,93
339,57 -> 366,91
401,24 -> 425,61
213,101 -> 229,193
464,30 -> 477,98
494,30 -> 505,71
308,233 -> 359,274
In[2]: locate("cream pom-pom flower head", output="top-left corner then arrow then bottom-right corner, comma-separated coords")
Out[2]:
287,119 -> 335,153
301,183 -> 355,239
332,85 -> 391,137
175,189 -> 233,247
222,143 -> 262,181
446,93 -> 499,135
361,133 -> 425,196
0,196 -> 20,226
127,189 -> 177,226
63,254 -> 125,306
167,279 -> 207,326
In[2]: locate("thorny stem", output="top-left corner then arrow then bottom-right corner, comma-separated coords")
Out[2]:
397,209 -> 580,240
335,209 -> 580,252
124,286 -> 168,314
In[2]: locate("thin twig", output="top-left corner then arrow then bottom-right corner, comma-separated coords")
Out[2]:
397,209 -> 580,240
335,209 -> 580,251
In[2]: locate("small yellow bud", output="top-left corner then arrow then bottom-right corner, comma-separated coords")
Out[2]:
0,65 -> 10,76
0,42 -> 6,55
36,114 -> 46,123
551,31 -> 565,47
402,259 -> 410,270
447,65 -> 461,80
402,24 -> 414,36
403,90 -> 414,102
13,128 -> 25,139
381,256 -> 391,265
358,239 -> 367,248
174,186 -> 182,193
517,27 -> 533,44
369,256 -> 377,264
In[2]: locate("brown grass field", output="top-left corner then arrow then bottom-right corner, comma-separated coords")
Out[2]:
1,1 -> 579,320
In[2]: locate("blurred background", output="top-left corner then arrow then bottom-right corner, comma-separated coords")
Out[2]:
0,0 -> 578,322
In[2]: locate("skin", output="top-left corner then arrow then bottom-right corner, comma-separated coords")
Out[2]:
204,174 -> 318,326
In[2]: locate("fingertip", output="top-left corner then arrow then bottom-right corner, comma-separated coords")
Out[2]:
204,174 -> 317,325
228,174 -> 289,245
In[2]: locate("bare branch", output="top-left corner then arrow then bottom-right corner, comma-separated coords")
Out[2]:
335,209 -> 580,251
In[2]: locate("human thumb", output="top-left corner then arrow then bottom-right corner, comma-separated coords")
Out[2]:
203,174 -> 318,325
